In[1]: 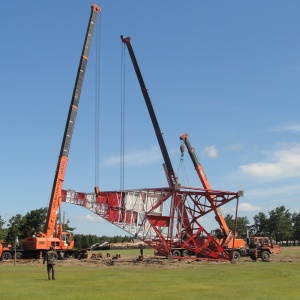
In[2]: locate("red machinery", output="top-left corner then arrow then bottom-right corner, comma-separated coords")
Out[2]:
180,133 -> 246,259
179,134 -> 281,262
19,4 -> 101,259
61,36 -> 243,261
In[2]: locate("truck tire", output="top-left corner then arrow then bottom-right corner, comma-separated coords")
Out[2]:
73,251 -> 81,259
261,251 -> 270,262
232,251 -> 241,261
2,252 -> 12,260
14,252 -> 22,259
250,254 -> 257,261
182,250 -> 189,257
64,251 -> 80,259
172,250 -> 181,257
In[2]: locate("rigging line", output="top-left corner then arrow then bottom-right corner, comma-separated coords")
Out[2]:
94,15 -> 101,188
177,142 -> 189,187
120,42 -> 126,190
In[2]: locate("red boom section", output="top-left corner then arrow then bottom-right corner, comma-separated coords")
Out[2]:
62,187 -> 241,260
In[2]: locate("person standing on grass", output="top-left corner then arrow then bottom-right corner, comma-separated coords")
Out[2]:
43,246 -> 58,280
139,244 -> 144,256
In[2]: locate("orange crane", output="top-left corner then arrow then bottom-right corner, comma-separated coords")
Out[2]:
180,133 -> 247,259
0,4 -> 101,261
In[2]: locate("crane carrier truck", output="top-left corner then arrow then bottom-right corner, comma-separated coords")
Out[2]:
0,4 -> 101,261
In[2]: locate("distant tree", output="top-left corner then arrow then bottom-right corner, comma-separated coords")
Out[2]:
74,234 -> 82,249
73,234 -> 100,249
224,214 -> 234,231
223,214 -> 249,238
250,212 -> 269,236
0,215 -> 4,228
6,208 -> 47,242
20,208 -> 48,238
268,206 -> 292,244
235,216 -> 250,238
291,212 -> 300,245
0,215 -> 7,240
73,234 -> 133,249
121,236 -> 132,243
6,214 -> 25,243
80,235 -> 88,249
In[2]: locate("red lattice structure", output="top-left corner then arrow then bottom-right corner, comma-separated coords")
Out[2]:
62,186 -> 242,261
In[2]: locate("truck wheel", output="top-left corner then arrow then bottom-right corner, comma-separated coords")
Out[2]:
250,254 -> 257,261
261,251 -> 270,262
232,251 -> 241,261
14,252 -> 22,259
64,251 -> 80,259
63,252 -> 70,259
182,250 -> 189,257
72,251 -> 81,259
172,250 -> 181,257
2,252 -> 12,260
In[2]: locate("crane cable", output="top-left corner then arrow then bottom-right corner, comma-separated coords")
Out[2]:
177,141 -> 189,187
120,42 -> 126,190
94,15 -> 101,188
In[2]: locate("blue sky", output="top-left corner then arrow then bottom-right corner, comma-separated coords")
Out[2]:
1,1 -> 300,237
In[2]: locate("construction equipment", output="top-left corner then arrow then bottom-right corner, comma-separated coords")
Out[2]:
179,133 -> 280,261
0,241 -> 15,260
247,236 -> 280,262
180,133 -> 247,260
61,36 -> 243,261
1,4 -> 101,260
120,36 -> 178,188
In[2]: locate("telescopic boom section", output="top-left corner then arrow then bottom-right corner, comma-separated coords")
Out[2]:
44,4 -> 101,237
180,133 -> 232,239
121,35 -> 178,188
180,133 -> 211,190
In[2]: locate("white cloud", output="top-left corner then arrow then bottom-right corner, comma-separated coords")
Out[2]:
239,143 -> 300,180
238,202 -> 261,212
279,123 -> 300,133
244,184 -> 300,200
203,146 -> 218,158
103,146 -> 161,167
75,214 -> 104,223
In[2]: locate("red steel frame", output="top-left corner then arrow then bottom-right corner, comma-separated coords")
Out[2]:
62,186 -> 242,260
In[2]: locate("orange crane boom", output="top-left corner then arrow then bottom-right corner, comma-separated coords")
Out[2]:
180,133 -> 243,249
20,5 -> 101,259
44,4 -> 101,238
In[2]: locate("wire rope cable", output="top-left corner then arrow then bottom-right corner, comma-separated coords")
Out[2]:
177,141 -> 189,187
120,43 -> 126,190
94,15 -> 101,188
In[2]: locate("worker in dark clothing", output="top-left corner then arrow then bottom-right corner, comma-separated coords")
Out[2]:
43,246 -> 58,280
139,244 -> 144,256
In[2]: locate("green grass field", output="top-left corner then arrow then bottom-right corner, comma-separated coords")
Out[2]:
1,247 -> 300,300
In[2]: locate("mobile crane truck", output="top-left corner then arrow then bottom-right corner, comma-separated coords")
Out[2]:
0,4 -> 101,260
180,133 -> 280,262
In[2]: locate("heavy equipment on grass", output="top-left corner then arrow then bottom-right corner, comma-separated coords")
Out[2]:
179,133 -> 280,261
0,4 -> 101,261
247,236 -> 280,262
61,36 -> 244,261
180,133 -> 247,260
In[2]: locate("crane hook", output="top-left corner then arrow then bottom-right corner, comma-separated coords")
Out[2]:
180,144 -> 185,161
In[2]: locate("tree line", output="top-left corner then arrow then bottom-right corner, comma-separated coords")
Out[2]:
1,205 -> 300,248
